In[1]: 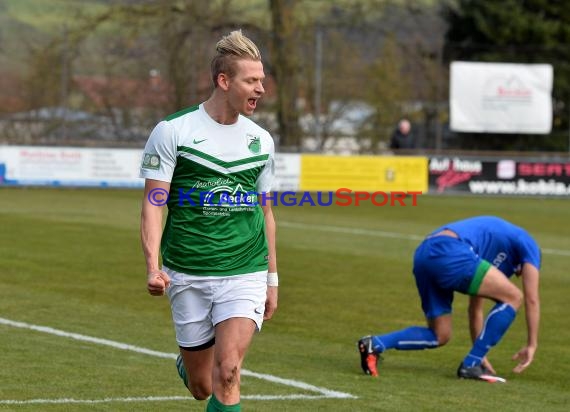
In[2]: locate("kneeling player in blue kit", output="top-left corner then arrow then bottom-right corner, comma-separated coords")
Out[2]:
358,216 -> 541,382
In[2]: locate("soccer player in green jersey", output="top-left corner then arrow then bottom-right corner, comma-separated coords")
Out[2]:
140,30 -> 278,412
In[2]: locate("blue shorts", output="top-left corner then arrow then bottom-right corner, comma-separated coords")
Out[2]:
412,236 -> 490,319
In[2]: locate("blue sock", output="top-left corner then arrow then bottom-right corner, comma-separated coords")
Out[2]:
371,326 -> 438,352
463,303 -> 517,368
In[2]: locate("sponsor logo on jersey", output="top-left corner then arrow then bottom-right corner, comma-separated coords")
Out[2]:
193,138 -> 207,144
192,177 -> 234,189
247,134 -> 261,154
142,153 -> 161,170
202,183 -> 258,207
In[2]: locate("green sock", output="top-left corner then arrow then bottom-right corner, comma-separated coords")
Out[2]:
206,393 -> 241,412
175,355 -> 188,388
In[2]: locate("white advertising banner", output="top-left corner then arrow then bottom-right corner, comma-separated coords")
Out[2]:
0,145 -> 144,187
0,146 -> 300,190
450,61 -> 553,134
272,153 -> 301,191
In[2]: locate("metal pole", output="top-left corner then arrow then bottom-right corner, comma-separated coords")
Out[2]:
314,26 -> 323,149
60,25 -> 68,140
435,42 -> 443,152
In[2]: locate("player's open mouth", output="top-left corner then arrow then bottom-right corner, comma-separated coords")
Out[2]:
248,98 -> 257,109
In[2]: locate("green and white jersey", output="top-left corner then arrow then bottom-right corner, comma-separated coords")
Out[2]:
140,104 -> 275,276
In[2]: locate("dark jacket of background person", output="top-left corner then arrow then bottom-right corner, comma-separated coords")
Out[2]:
389,119 -> 415,149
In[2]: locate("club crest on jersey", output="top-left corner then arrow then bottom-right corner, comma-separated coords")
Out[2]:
247,134 -> 261,154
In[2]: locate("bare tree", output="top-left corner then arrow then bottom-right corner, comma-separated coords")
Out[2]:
270,0 -> 302,150
359,34 -> 411,152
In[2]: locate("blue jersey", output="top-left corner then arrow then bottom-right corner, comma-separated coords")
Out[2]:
432,216 -> 541,278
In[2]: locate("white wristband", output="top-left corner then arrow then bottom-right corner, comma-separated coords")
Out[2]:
267,272 -> 279,287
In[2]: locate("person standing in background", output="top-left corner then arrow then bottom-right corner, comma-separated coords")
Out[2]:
389,118 -> 415,150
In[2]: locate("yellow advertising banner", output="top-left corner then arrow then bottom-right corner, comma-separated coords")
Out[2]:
300,155 -> 428,193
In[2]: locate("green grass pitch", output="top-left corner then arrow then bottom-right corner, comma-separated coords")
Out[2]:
0,187 -> 569,411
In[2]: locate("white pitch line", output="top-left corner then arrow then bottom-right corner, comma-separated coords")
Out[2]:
280,221 -> 570,257
242,370 -> 354,399
0,395 -> 332,405
0,318 -> 176,359
542,248 -> 570,257
0,317 -> 356,401
280,221 -> 424,241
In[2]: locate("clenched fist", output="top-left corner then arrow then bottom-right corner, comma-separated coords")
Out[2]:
147,270 -> 171,296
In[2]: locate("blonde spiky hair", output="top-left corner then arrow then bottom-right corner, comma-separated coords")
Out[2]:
216,30 -> 261,60
211,30 -> 262,87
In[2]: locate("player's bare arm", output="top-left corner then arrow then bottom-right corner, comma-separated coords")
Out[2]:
141,179 -> 171,296
468,296 -> 485,342
262,199 -> 278,320
513,263 -> 540,373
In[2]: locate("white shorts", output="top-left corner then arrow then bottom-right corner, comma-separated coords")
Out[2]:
164,266 -> 268,348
